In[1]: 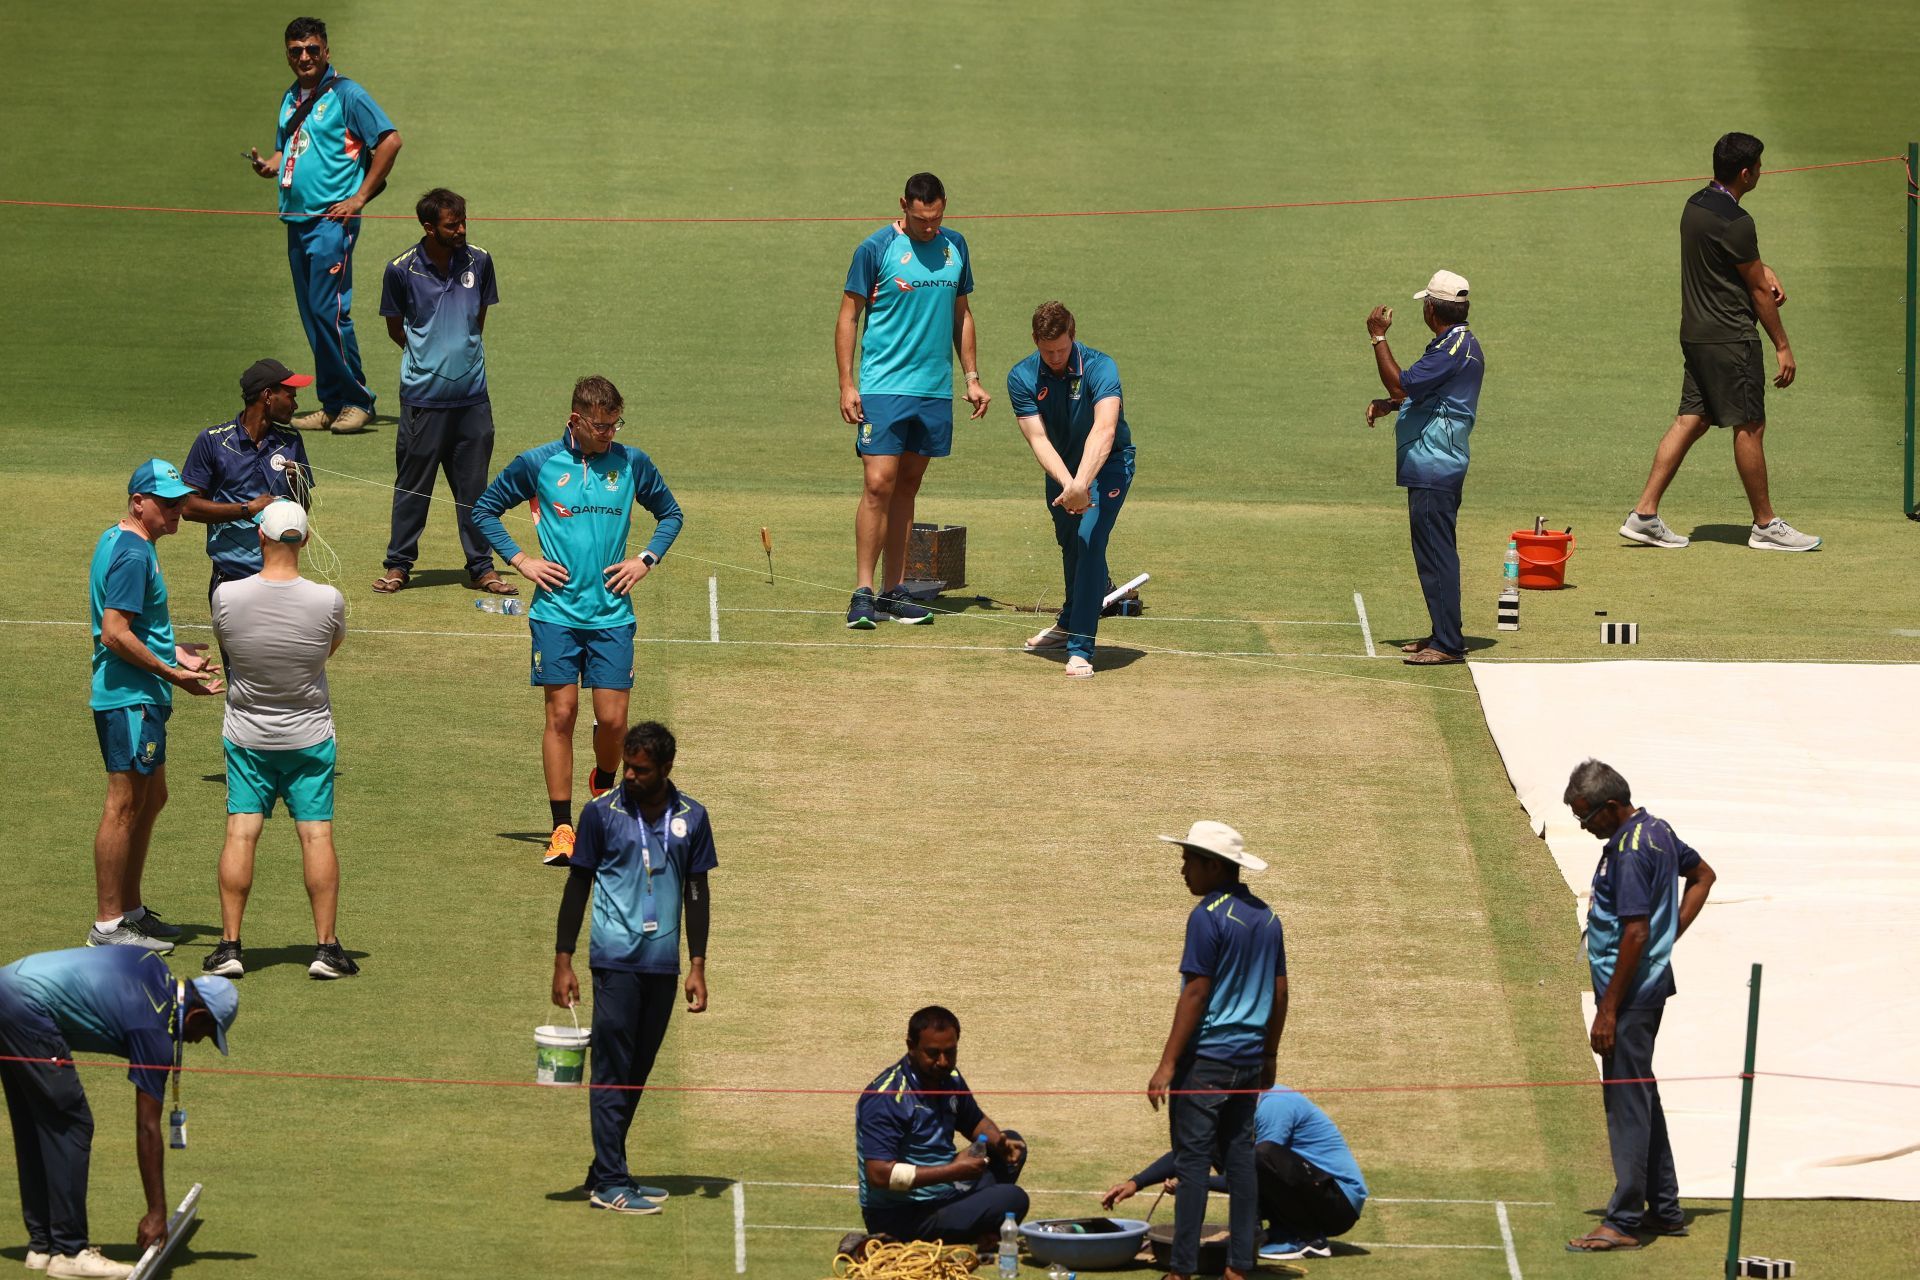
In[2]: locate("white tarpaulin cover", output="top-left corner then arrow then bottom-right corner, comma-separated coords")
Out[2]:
1470,660 -> 1920,1200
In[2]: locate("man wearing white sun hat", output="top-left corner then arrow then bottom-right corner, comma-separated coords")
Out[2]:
1147,821 -> 1288,1280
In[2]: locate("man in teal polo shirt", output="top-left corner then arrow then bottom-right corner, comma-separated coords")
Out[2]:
834,172 -> 990,629
473,377 -> 683,868
88,461 -> 223,954
245,17 -> 402,435
1007,301 -> 1136,679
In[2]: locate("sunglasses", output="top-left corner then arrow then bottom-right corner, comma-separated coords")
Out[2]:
286,43 -> 326,59
572,415 -> 624,435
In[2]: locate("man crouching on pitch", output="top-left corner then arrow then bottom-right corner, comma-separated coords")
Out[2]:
852,1006 -> 1029,1251
552,721 -> 715,1216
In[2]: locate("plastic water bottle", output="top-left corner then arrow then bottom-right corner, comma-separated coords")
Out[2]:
1498,540 -> 1521,631
474,597 -> 523,616
971,1132 -> 990,1160
998,1211 -> 1019,1278
1046,1263 -> 1077,1280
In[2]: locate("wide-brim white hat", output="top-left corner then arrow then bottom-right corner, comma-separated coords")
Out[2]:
1157,820 -> 1268,873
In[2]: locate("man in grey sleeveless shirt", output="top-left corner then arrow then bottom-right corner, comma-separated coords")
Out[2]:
207,501 -> 357,980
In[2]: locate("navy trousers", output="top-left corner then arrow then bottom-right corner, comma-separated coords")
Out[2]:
1255,1142 -> 1360,1241
286,217 -> 375,415
0,982 -> 94,1257
586,969 -> 678,1193
1169,1055 -> 1260,1275
1407,486 -> 1465,655
1601,1006 -> 1681,1233
1047,446 -> 1135,660
862,1131 -> 1029,1242
383,400 -> 498,577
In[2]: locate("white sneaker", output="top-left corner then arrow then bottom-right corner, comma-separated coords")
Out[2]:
46,1250 -> 133,1279
1619,511 -> 1689,548
1748,517 -> 1821,552
25,1250 -> 51,1271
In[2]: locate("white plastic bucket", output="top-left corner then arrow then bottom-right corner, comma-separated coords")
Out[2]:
534,1008 -> 590,1086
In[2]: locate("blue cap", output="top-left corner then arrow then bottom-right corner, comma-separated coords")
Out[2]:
128,458 -> 194,500
186,976 -> 239,1055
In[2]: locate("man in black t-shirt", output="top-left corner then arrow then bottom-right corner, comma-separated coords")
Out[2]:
1620,132 -> 1820,553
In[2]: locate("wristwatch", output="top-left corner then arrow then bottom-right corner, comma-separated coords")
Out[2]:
639,551 -> 659,568
1370,334 -> 1387,346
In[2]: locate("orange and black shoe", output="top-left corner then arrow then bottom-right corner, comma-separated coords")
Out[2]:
586,768 -> 613,800
543,823 -> 576,867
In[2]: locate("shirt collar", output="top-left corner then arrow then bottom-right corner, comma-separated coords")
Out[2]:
415,239 -> 471,280
1602,808 -> 1648,857
607,781 -> 682,819
1038,343 -> 1084,380
1426,325 -> 1469,351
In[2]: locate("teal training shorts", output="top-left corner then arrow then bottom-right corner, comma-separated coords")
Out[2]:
224,737 -> 337,821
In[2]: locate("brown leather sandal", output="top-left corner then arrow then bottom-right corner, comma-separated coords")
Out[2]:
372,568 -> 409,594
471,570 -> 520,596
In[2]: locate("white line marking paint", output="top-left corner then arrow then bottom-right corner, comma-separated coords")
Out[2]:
732,1182 -> 747,1273
1372,1197 -> 1552,1206
1354,591 -> 1376,657
709,575 -> 721,644
720,607 -> 1360,627
1894,629 -> 1920,637
1497,1200 -> 1522,1278
1346,1241 -> 1502,1251
734,1181 -> 1550,1206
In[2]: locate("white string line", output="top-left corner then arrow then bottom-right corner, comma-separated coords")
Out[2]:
720,606 -> 1361,628
297,460 -> 1473,697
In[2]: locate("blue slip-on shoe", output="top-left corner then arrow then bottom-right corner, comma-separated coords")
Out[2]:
877,586 -> 933,625
590,1185 -> 663,1215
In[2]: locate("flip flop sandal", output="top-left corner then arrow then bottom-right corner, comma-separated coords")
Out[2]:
471,571 -> 520,596
1402,647 -> 1465,666
1025,626 -> 1069,651
1565,1231 -> 1643,1253
372,569 -> 409,594
1400,638 -> 1431,654
1064,656 -> 1095,679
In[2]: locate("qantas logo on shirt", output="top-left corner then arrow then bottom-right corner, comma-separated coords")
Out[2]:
549,502 -> 574,518
892,277 -> 957,292
893,277 -> 915,292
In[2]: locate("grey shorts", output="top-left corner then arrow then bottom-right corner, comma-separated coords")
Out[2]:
1678,340 -> 1765,427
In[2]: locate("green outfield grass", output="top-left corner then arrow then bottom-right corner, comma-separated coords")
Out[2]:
3,1 -> 1918,1276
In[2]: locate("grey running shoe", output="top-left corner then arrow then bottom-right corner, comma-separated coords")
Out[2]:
203,939 -> 245,978
845,587 -> 878,630
126,905 -> 182,940
309,941 -> 360,980
86,920 -> 173,954
1748,517 -> 1821,552
877,586 -> 934,625
1619,511 -> 1689,548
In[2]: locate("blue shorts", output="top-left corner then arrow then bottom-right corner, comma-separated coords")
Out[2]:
225,737 -> 337,821
93,704 -> 170,774
856,394 -> 953,458
530,620 -> 636,689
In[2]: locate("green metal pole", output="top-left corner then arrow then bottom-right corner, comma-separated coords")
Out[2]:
1723,963 -> 1763,1280
1904,142 -> 1916,518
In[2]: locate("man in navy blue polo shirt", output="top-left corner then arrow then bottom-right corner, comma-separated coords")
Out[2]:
1363,270 -> 1486,666
1563,760 -> 1716,1254
375,187 -> 507,596
854,1005 -> 1029,1248
182,359 -> 317,599
551,721 -> 716,1216
0,946 -> 237,1277
1148,821 -> 1287,1280
1007,300 -> 1136,679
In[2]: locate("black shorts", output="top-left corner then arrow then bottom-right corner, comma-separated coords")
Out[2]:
1678,340 -> 1765,427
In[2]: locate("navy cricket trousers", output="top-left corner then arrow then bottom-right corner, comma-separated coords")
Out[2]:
586,969 -> 678,1193
1047,446 -> 1135,661
1407,486 -> 1466,655
0,981 -> 95,1257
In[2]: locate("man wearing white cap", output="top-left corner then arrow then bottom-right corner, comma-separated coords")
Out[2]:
207,501 -> 357,980
1364,272 -> 1486,666
1147,821 -> 1288,1280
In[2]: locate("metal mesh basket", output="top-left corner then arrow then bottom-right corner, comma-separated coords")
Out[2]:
905,523 -> 966,589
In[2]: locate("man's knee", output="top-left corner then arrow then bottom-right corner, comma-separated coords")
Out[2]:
544,691 -> 580,732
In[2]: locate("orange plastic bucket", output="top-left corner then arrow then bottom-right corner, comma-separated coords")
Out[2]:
1513,530 -> 1575,589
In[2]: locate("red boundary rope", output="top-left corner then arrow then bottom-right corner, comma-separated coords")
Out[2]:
0,156 -> 1902,226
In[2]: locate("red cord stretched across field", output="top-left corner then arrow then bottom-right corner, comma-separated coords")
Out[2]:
0,155 -> 1902,225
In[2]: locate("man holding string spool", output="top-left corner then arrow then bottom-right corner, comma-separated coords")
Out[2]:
1007,301 -> 1135,679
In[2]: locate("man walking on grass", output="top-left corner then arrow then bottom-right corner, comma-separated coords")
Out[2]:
245,16 -> 401,435
1148,821 -> 1287,1280
1562,760 -> 1716,1254
552,722 -> 716,1216
1619,132 -> 1818,552
474,377 -> 683,868
835,172 -> 990,629
206,502 -> 357,981
87,460 -> 224,954
374,187 -> 510,597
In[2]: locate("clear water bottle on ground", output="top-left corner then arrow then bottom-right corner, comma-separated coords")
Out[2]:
1498,540 -> 1521,631
474,597 -> 523,616
1046,1262 -> 1077,1280
999,1210 -> 1020,1277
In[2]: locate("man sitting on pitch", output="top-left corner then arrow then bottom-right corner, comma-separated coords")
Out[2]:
207,501 -> 356,980
0,947 -> 237,1280
474,376 -> 683,868
854,1006 -> 1029,1250
1104,1083 -> 1369,1262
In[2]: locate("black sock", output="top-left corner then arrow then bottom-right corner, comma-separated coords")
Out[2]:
591,767 -> 615,791
550,799 -> 573,829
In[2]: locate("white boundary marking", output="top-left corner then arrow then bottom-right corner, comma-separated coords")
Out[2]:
1354,591 -> 1377,657
732,1181 -> 747,1273
1496,1199 -> 1523,1278
721,606 -> 1361,628
709,575 -> 721,644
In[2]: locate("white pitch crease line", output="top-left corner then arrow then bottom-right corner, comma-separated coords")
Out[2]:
1496,1200 -> 1523,1278
719,607 -> 1361,627
709,575 -> 721,644
732,1182 -> 747,1273
1354,591 -> 1376,657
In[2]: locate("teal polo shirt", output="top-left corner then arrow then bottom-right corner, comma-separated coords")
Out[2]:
89,526 -> 175,711
843,224 -> 974,399
274,67 -> 396,222
1006,342 -> 1132,480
